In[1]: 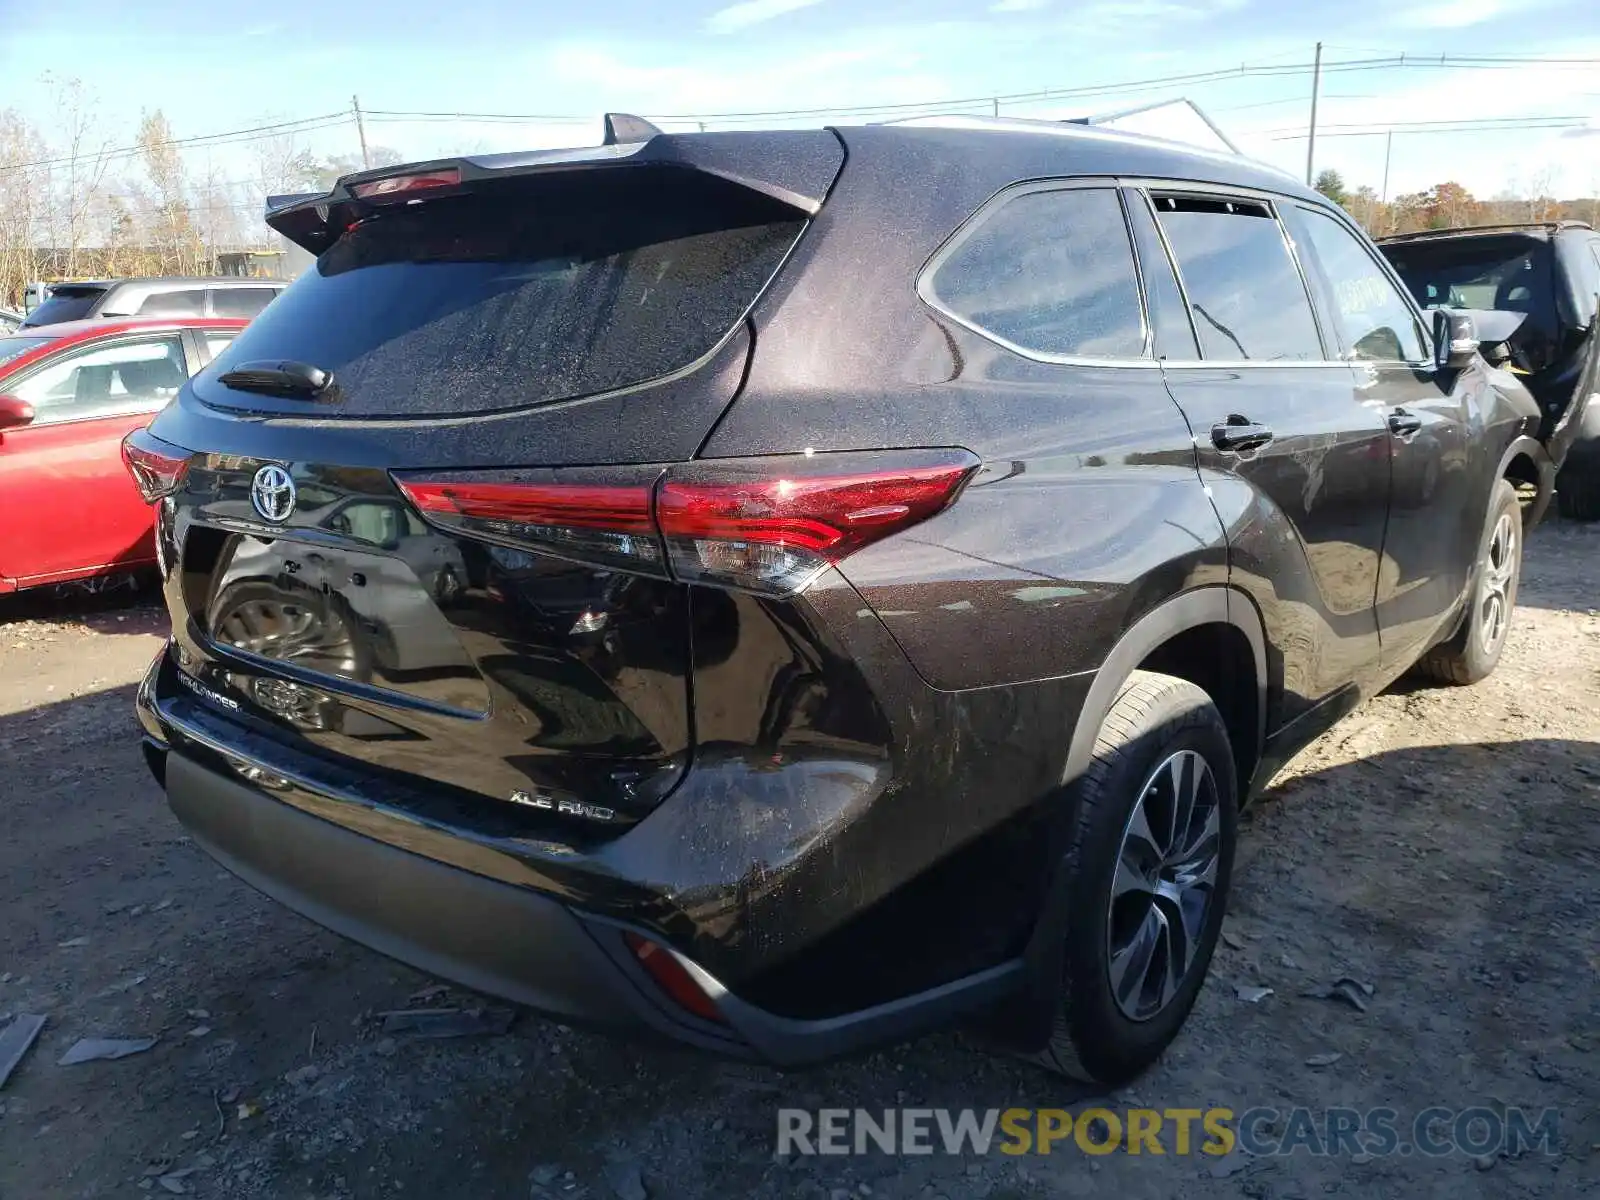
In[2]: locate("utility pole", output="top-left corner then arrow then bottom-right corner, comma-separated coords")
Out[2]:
1305,41 -> 1322,186
992,96 -> 1000,117
1380,130 -> 1393,203
352,95 -> 372,170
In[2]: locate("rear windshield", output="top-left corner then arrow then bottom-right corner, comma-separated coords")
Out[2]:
22,285 -> 106,327
1383,236 -> 1557,332
195,168 -> 806,417
0,335 -> 54,367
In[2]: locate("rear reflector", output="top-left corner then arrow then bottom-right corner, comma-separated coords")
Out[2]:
120,429 -> 191,502
394,450 -> 978,596
623,932 -> 725,1024
349,168 -> 462,201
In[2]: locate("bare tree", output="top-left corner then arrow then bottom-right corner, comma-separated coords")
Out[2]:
138,110 -> 202,274
0,109 -> 48,307
41,76 -> 113,281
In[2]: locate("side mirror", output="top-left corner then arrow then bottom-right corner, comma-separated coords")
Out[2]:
1435,309 -> 1478,370
0,394 -> 35,431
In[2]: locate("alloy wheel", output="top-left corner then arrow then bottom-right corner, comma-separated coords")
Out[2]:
1478,512 -> 1517,655
1106,749 -> 1222,1022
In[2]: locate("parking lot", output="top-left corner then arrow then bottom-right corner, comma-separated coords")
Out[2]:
1,518 -> 1597,1200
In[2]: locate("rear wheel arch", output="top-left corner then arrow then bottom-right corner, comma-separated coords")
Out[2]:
1497,435 -> 1554,529
1063,587 -> 1267,804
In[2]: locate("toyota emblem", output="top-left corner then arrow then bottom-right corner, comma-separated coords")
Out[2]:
251,464 -> 297,523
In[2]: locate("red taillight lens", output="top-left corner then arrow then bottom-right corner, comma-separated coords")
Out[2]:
349,168 -> 462,201
120,429 -> 191,503
393,450 -> 978,596
657,451 -> 978,594
623,932 -> 725,1024
393,470 -> 664,575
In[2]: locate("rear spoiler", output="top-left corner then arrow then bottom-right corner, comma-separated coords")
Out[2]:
264,113 -> 844,255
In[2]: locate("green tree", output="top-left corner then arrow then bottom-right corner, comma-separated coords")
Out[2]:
1314,168 -> 1349,207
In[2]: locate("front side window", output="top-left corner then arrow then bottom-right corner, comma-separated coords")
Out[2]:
9,335 -> 188,423
1154,195 -> 1324,362
1297,208 -> 1428,362
925,186 -> 1147,359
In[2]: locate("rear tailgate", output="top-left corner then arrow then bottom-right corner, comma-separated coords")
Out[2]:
149,131 -> 843,835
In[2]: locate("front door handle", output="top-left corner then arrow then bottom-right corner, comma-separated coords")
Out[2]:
1211,416 -> 1275,452
1388,408 -> 1423,437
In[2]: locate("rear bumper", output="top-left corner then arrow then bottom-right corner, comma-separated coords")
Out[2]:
142,662 -> 1024,1066
161,750 -> 744,1050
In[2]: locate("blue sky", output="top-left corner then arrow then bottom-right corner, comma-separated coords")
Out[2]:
3,0 -> 1598,200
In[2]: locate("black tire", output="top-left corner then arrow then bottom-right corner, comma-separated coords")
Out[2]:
1412,478 -> 1521,686
1029,670 -> 1237,1085
1555,462 -> 1600,522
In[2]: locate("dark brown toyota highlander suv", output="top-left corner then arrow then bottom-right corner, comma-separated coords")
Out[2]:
124,113 -> 1551,1083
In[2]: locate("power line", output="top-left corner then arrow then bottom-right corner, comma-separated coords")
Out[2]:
1269,116 -> 1592,142
2,113 -> 351,175
5,49 -> 1597,180
362,52 -> 1600,125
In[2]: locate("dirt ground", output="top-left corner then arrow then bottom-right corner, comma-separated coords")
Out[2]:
2,521 -> 1597,1200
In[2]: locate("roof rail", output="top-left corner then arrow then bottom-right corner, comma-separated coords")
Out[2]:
1379,219 -> 1594,243
880,104 -> 1297,182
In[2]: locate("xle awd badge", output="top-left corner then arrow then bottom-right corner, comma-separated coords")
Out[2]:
509,788 -> 617,823
251,464 -> 296,522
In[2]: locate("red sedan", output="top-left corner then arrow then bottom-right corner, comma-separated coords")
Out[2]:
0,317 -> 246,593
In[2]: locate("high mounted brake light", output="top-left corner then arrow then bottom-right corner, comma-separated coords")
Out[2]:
349,168 -> 462,201
394,450 -> 979,597
120,429 -> 192,503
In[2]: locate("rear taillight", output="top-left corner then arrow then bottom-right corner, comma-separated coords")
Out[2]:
349,168 -> 462,201
394,468 -> 666,576
120,429 -> 191,502
394,450 -> 978,597
657,452 -> 978,594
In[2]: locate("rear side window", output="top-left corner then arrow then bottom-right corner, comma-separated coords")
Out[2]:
1154,196 -> 1324,362
924,186 -> 1146,359
211,288 -> 277,318
1295,208 -> 1427,362
137,289 -> 207,317
22,286 -> 105,327
196,169 -> 806,417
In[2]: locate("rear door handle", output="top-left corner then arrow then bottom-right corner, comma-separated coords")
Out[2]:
1388,408 -> 1423,437
1211,416 -> 1274,452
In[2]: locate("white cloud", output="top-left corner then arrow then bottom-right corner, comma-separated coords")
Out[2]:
990,0 -> 1051,11
1393,0 -> 1522,28
706,0 -> 826,35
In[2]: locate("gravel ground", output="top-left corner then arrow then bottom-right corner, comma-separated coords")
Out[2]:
1,521 -> 1597,1200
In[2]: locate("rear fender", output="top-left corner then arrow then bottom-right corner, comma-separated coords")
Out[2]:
994,586 -> 1266,1052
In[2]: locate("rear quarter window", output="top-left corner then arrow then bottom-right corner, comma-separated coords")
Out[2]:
196,168 -> 806,417
923,185 -> 1147,359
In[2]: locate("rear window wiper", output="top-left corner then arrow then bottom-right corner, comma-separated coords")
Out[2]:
218,360 -> 333,399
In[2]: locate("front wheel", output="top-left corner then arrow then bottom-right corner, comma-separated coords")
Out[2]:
1412,477 -> 1521,685
1030,670 -> 1237,1084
